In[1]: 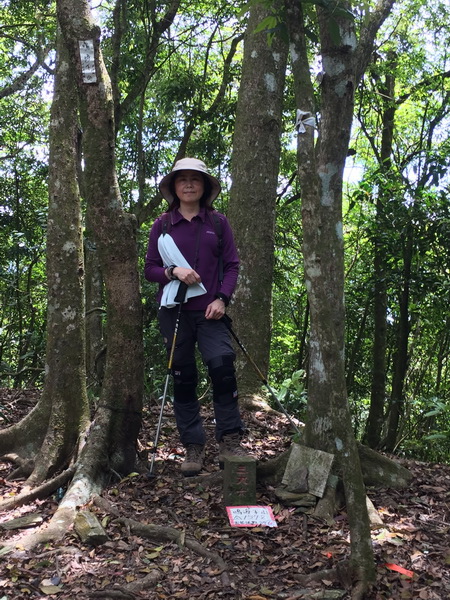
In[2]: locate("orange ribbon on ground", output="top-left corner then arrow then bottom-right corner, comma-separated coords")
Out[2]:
384,563 -> 414,578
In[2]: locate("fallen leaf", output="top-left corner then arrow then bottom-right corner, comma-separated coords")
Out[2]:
259,587 -> 276,596
40,584 -> 63,594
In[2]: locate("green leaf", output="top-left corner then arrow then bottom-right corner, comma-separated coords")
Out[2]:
424,433 -> 447,441
253,16 -> 278,34
327,18 -> 341,45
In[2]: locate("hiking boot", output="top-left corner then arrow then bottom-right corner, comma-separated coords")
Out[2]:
218,432 -> 249,469
181,444 -> 205,477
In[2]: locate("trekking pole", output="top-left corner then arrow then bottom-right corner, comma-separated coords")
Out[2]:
221,314 -> 301,435
147,282 -> 188,479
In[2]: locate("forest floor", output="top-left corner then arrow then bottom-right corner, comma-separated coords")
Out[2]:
0,388 -> 449,600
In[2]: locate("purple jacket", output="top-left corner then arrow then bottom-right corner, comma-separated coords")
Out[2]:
144,207 -> 239,311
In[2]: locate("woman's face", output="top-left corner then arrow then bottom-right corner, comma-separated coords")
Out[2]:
174,170 -> 205,206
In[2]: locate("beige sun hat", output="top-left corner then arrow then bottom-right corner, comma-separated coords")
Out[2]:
159,157 -> 221,206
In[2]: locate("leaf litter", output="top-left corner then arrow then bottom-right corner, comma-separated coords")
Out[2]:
0,388 -> 449,599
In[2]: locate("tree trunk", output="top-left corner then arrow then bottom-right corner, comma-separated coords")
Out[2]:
435,327 -> 450,394
384,223 -> 413,451
346,295 -> 370,397
228,1 -> 288,395
0,1 -> 146,551
364,61 -> 396,448
284,0 -> 396,594
0,26 -> 90,484
298,298 -> 310,372
84,223 -> 105,389
57,0 -> 143,477
365,235 -> 388,445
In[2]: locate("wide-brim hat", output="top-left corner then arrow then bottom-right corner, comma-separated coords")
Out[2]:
159,157 -> 221,206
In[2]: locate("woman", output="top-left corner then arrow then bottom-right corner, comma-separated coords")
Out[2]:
144,157 -> 248,477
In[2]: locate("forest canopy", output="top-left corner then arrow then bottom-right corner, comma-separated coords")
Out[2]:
0,0 -> 449,467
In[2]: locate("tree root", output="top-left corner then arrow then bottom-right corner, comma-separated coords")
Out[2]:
1,454 -> 35,480
0,466 -> 75,512
91,493 -> 121,517
90,592 -> 135,600
278,589 -> 347,599
292,561 -> 371,600
90,569 -> 164,599
0,464 -> 104,553
180,470 -> 224,487
118,516 -> 231,587
351,579 -> 369,600
239,393 -> 274,412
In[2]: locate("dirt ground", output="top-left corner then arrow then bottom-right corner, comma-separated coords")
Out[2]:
1,388 -> 449,600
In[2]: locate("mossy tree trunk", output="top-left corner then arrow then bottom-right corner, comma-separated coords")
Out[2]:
228,1 -> 288,395
364,59 -> 396,449
57,0 -> 144,479
1,0 -> 143,516
284,0 -> 396,596
0,26 -> 90,485
0,1 -> 145,549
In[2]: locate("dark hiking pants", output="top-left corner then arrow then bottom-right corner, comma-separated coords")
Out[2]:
158,308 -> 244,445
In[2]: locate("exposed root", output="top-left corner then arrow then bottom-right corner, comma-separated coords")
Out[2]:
351,579 -> 370,600
118,516 -> 231,587
1,506 -> 75,554
180,470 -> 224,487
295,560 -> 353,588
91,493 -> 121,517
278,589 -> 347,599
90,569 -> 164,599
0,464 -> 103,552
92,496 -> 230,589
292,560 -> 371,599
90,592 -> 135,600
239,393 -> 274,412
1,454 -> 34,480
255,446 -> 292,485
0,466 -> 75,511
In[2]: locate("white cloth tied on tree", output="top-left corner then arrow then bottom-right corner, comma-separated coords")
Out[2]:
158,233 -> 207,308
295,109 -> 317,134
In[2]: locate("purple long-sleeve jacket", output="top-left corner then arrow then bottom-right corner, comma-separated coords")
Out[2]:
144,207 -> 239,311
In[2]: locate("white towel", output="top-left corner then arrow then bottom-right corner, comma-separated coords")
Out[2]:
158,233 -> 207,308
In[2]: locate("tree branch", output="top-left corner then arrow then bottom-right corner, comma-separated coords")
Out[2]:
355,0 -> 396,84
118,517 -> 231,587
116,0 -> 182,125
0,44 -> 53,99
396,69 -> 450,106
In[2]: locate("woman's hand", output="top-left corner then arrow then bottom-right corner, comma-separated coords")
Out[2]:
172,267 -> 201,286
205,298 -> 226,320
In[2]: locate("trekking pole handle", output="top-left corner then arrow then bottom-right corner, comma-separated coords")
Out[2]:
174,281 -> 188,304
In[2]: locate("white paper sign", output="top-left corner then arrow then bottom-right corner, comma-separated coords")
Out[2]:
79,40 -> 97,83
226,506 -> 277,528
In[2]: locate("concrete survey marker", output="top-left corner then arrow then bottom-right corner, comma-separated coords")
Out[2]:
223,455 -> 257,506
